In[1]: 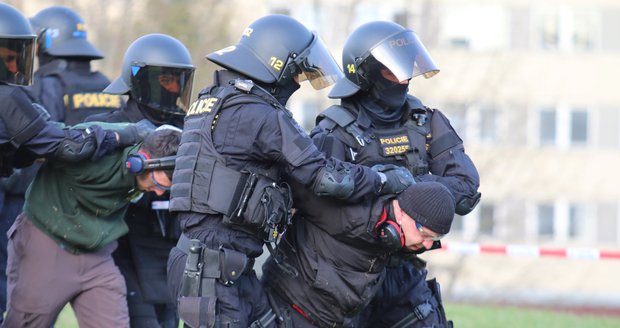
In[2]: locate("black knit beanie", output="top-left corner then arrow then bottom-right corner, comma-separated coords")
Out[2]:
396,181 -> 456,235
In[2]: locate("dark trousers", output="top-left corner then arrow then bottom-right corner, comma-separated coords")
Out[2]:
115,235 -> 178,328
0,195 -> 24,321
167,246 -> 275,328
358,263 -> 445,328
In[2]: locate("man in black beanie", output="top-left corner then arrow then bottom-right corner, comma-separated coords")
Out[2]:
262,180 -> 456,327
391,181 -> 455,252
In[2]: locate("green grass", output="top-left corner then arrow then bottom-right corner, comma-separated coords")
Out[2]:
55,303 -> 620,327
445,303 -> 620,328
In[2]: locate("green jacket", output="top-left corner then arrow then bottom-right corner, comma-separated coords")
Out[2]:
24,143 -> 141,254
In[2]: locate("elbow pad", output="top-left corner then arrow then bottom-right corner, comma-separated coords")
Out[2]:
455,192 -> 481,215
311,163 -> 355,199
53,130 -> 96,162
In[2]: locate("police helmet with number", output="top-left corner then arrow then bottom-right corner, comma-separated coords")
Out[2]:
329,21 -> 439,99
207,14 -> 343,90
30,6 -> 103,59
104,33 -> 195,117
0,3 -> 36,86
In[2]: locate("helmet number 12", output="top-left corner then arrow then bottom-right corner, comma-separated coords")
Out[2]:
269,57 -> 284,71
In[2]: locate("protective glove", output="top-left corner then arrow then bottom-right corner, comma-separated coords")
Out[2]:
372,164 -> 415,195
115,119 -> 156,147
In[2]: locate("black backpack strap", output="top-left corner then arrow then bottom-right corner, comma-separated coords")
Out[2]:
317,105 -> 370,146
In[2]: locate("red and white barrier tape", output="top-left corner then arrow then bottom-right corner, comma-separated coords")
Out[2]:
440,242 -> 620,260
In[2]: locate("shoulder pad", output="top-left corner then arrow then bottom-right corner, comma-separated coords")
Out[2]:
315,105 -> 356,128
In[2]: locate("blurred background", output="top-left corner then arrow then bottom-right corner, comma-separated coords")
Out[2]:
10,0 -> 620,325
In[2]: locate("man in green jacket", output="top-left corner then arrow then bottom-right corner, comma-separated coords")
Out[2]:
3,127 -> 181,328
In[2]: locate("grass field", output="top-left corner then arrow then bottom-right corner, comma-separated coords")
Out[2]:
55,302 -> 620,327
446,303 -> 620,328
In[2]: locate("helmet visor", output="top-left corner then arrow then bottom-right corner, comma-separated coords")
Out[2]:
369,30 -> 439,82
129,64 -> 195,114
294,34 -> 344,90
0,38 -> 35,86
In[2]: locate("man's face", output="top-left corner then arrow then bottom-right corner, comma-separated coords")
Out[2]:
136,170 -> 172,196
392,199 -> 444,252
159,74 -> 180,93
0,47 -> 18,74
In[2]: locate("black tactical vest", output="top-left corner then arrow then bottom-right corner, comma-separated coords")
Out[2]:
35,60 -> 122,125
170,80 -> 280,214
316,98 -> 432,176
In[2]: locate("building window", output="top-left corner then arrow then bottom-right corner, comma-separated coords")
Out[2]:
568,203 -> 586,240
479,106 -> 497,142
570,109 -> 588,145
597,203 -> 618,244
534,6 -> 600,52
539,108 -> 556,145
537,9 -> 560,50
479,204 -> 495,235
441,5 -> 508,51
572,10 -> 598,51
537,204 -> 555,236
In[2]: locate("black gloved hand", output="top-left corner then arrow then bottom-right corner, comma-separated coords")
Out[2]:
115,119 -> 156,147
372,164 -> 415,195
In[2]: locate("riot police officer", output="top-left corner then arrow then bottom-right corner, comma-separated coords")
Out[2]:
166,14 -> 414,328
85,33 -> 195,328
317,21 -> 481,327
28,6 -> 122,124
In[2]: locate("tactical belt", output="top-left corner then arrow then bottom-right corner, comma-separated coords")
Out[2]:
176,233 -> 255,288
389,300 -> 435,328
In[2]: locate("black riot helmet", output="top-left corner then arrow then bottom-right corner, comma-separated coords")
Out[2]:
104,33 -> 195,119
30,6 -> 103,59
0,3 -> 35,86
329,21 -> 439,100
207,14 -> 343,91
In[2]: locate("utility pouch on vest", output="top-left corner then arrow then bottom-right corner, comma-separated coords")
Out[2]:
223,174 -> 292,243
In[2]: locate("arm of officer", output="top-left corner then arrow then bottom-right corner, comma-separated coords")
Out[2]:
309,124 -> 350,161
266,110 -> 409,203
417,109 -> 481,215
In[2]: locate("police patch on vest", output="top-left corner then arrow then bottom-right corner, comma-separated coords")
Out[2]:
187,97 -> 219,116
379,134 -> 410,156
64,93 -> 122,110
